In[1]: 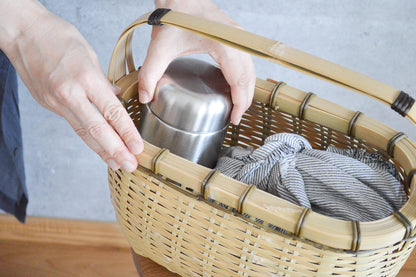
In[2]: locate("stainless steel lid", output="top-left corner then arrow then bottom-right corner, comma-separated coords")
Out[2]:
148,57 -> 232,133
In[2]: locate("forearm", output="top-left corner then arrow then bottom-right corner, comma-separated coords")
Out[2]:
0,0 -> 49,56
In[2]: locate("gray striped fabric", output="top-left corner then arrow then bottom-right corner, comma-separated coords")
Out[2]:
215,133 -> 407,221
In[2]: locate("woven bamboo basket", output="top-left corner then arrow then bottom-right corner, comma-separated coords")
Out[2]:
108,9 -> 416,276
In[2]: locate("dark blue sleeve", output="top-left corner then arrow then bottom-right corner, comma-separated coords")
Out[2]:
0,49 -> 28,223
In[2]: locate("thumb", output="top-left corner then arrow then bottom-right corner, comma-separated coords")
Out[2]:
138,40 -> 175,104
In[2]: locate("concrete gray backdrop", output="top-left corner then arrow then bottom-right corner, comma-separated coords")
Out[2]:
14,0 -> 416,221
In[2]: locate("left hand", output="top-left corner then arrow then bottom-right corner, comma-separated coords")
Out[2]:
0,0 -> 143,172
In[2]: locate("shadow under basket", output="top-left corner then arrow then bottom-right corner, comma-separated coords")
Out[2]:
108,10 -> 416,277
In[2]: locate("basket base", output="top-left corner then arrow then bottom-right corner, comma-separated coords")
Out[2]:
132,250 -> 180,277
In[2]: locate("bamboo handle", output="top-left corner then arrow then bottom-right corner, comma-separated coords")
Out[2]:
108,9 -> 416,125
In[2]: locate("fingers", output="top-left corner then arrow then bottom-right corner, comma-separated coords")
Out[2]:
87,79 -> 144,156
56,79 -> 142,172
75,96 -> 139,172
138,28 -> 177,104
210,47 -> 256,125
62,107 -> 121,171
139,26 -> 256,126
150,1 -> 256,125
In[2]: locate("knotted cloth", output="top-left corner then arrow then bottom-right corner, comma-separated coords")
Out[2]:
215,133 -> 407,221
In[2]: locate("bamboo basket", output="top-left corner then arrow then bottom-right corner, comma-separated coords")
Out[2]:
108,9 -> 416,276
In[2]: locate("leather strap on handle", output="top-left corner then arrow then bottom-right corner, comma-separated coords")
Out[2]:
108,9 -> 416,124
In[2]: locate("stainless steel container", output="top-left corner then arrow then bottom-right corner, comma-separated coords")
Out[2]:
139,58 -> 232,168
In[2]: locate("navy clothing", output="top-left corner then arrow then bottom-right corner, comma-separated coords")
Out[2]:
0,50 -> 27,223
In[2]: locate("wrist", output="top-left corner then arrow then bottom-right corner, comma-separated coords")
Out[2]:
0,0 -> 49,55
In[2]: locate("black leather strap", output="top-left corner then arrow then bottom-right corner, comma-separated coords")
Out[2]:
386,132 -> 407,158
391,91 -> 415,117
393,211 -> 413,240
148,8 -> 171,26
295,207 -> 311,238
405,169 -> 416,195
351,220 -> 361,252
347,111 -> 363,137
298,92 -> 315,120
201,169 -> 220,200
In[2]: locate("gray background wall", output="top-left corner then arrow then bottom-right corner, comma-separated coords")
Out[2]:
15,0 -> 416,221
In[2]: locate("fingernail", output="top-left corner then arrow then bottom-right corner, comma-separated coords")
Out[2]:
112,84 -> 122,94
232,119 -> 241,126
122,161 -> 137,172
231,114 -> 241,125
107,159 -> 120,170
139,90 -> 149,103
129,141 -> 143,155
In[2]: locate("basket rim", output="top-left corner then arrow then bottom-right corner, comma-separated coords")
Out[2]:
112,164 -> 413,256
112,70 -> 416,251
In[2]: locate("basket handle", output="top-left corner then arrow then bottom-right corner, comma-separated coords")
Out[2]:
108,9 -> 415,124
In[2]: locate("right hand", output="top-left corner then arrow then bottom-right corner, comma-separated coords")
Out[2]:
139,0 -> 256,125
1,0 -> 143,172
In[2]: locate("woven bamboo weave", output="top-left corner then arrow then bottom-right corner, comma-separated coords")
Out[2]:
108,10 -> 416,276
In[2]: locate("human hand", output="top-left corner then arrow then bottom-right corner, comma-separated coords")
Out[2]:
139,0 -> 256,125
0,0 -> 143,172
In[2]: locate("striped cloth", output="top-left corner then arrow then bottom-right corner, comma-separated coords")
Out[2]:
215,133 -> 407,221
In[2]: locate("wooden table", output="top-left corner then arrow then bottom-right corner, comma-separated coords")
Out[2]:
132,253 -> 179,277
133,252 -> 416,277
0,215 -> 414,276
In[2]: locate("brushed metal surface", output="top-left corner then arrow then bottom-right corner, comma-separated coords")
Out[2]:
140,105 -> 227,168
139,58 -> 232,168
148,58 -> 232,132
